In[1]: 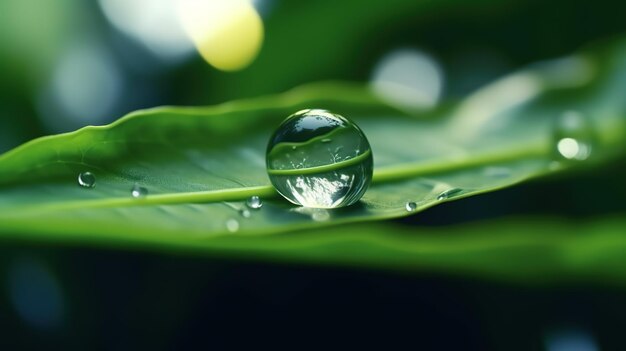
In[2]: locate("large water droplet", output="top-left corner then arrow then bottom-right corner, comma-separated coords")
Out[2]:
554,110 -> 593,161
405,202 -> 417,212
436,188 -> 463,201
131,184 -> 148,198
246,196 -> 263,209
77,172 -> 96,188
226,218 -> 240,233
266,109 -> 373,208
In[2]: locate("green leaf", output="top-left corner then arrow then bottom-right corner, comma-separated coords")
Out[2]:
0,40 -> 625,245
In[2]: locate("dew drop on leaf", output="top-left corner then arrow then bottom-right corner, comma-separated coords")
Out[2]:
131,184 -> 148,198
554,110 -> 593,161
245,196 -> 263,209
266,109 -> 373,209
77,172 -> 96,188
239,209 -> 251,218
437,188 -> 463,201
405,202 -> 417,212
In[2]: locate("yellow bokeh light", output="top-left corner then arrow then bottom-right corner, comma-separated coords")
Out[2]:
176,0 -> 264,71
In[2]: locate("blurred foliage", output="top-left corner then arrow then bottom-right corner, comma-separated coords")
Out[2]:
1,0 -> 626,150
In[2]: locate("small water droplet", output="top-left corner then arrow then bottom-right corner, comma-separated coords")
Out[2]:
291,146 -> 297,150
246,196 -> 263,209
554,110 -> 593,161
226,218 -> 240,233
405,202 -> 417,212
239,209 -> 251,218
77,172 -> 96,188
437,188 -> 462,201
131,184 -> 148,198
321,138 -> 332,143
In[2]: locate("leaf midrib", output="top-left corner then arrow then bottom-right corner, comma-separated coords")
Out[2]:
5,140 -> 549,214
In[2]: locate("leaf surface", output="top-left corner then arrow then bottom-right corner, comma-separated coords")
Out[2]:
0,41 -> 625,247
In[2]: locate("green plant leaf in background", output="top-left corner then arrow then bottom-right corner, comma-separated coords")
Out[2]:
0,39 -> 624,277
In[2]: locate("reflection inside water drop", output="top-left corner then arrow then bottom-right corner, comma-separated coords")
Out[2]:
77,172 -> 96,188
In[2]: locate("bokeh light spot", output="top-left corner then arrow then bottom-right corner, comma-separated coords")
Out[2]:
545,329 -> 599,351
37,45 -> 123,133
99,0 -> 195,61
370,49 -> 443,112
176,0 -> 264,71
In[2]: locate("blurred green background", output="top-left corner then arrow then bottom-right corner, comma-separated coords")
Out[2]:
1,0 -> 625,349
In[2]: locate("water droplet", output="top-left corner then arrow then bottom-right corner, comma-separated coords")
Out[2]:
266,109 -> 373,208
77,172 -> 96,188
321,138 -> 332,143
226,218 -> 240,233
436,188 -> 463,201
246,196 -> 263,209
131,184 -> 148,198
405,202 -> 417,212
239,209 -> 251,218
554,110 -> 593,161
